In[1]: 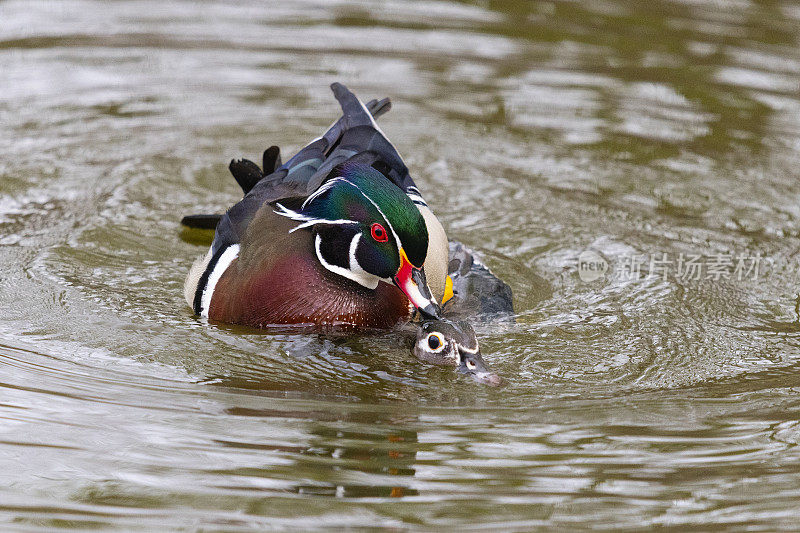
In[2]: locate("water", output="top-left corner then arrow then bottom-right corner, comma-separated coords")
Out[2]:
2,0 -> 800,529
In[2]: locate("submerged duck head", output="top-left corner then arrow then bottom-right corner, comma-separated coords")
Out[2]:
414,318 -> 502,386
276,162 -> 441,319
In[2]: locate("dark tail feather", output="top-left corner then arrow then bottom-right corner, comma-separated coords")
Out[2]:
229,159 -> 263,194
223,87 -> 392,198
330,82 -> 374,128
366,97 -> 391,119
181,214 -> 222,230
263,145 -> 281,174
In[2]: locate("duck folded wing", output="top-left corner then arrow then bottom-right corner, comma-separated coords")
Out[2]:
302,83 -> 420,199
180,92 -> 392,232
211,84 -> 413,255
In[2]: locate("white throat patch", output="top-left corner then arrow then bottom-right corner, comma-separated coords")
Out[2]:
314,233 -> 383,290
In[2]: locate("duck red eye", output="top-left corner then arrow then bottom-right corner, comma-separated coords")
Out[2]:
370,223 -> 388,242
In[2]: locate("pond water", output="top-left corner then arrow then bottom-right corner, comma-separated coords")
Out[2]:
3,0 -> 800,529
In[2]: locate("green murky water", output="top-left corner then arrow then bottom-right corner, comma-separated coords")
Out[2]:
3,0 -> 800,529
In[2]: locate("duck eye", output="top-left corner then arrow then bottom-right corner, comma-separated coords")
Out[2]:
426,332 -> 445,352
466,359 -> 476,370
370,223 -> 388,242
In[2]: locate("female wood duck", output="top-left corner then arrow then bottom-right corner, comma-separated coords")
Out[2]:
183,83 -> 452,329
413,318 -> 502,386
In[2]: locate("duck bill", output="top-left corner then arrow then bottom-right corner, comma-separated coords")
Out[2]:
394,248 -> 440,319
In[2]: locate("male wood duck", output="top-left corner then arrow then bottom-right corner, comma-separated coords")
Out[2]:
183,83 -> 453,329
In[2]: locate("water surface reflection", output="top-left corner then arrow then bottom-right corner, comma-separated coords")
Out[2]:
2,0 -> 800,529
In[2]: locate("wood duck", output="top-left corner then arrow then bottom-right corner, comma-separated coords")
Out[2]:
183,83 -> 453,329
413,318 -> 502,386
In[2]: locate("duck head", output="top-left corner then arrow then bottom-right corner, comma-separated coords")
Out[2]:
275,162 -> 441,319
414,318 -> 502,386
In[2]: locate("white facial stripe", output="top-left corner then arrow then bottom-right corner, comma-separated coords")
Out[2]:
274,202 -> 314,222
288,218 -> 358,233
457,343 -> 480,354
315,234 -> 379,290
301,177 -> 347,209
274,202 -> 359,233
200,244 -> 239,318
